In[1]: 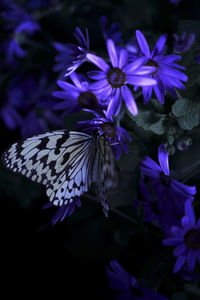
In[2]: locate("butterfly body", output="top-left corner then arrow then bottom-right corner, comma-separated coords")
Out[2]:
2,130 -> 118,214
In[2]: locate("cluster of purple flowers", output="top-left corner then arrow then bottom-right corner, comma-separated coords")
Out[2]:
1,2 -> 200,296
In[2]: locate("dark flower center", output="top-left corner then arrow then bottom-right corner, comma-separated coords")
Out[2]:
146,59 -> 158,75
160,172 -> 171,188
107,67 -> 126,88
184,229 -> 200,249
100,122 -> 117,140
78,91 -> 97,108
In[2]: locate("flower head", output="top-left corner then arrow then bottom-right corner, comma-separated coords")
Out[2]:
57,27 -> 90,77
86,38 -> 157,117
76,110 -> 131,160
106,260 -> 169,300
100,16 -> 122,44
173,32 -> 195,53
52,72 -> 106,114
135,30 -> 187,104
163,200 -> 200,273
43,198 -> 81,225
140,144 -> 196,216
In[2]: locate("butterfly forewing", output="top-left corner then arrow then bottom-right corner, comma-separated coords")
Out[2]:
2,130 -> 118,211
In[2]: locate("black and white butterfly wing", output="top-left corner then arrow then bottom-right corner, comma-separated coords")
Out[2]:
2,130 -> 118,211
96,136 -> 118,215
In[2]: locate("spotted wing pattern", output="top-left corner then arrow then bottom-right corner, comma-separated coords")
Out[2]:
2,130 -> 118,210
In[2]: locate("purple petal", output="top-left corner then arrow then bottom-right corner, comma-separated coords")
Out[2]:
171,226 -> 184,237
185,200 -> 196,226
121,85 -> 138,115
119,49 -> 128,69
89,79 -> 109,91
107,39 -> 118,67
126,75 -> 157,86
140,155 -> 161,171
86,53 -> 110,72
124,56 -> 147,73
87,70 -> 106,80
70,72 -> 82,89
133,66 -> 156,75
181,216 -> 191,231
163,237 -> 183,246
171,180 -> 196,197
56,80 -> 80,92
136,30 -> 151,58
158,144 -> 170,175
106,90 -> 122,117
142,86 -> 152,104
151,34 -> 167,57
187,249 -> 196,273
173,244 -> 187,257
173,255 -> 186,273
153,84 -> 165,104
160,67 -> 188,82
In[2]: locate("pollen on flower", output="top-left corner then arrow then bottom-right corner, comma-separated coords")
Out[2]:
100,122 -> 117,140
107,67 -> 126,88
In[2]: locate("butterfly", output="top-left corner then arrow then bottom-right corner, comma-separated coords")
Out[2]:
1,130 -> 118,215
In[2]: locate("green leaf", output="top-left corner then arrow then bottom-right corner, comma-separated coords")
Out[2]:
171,98 -> 200,130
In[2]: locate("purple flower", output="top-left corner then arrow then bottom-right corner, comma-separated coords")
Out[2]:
163,200 -> 200,273
135,30 -> 187,104
52,72 -> 106,114
106,260 -> 169,300
100,16 -> 122,45
86,38 -> 157,117
57,27 -> 89,77
170,0 -> 182,3
1,0 -> 40,64
140,144 -> 196,216
76,110 -> 131,160
173,32 -> 195,53
43,198 -> 81,225
136,176 -> 180,237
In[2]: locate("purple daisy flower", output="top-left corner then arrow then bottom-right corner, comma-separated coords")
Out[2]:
173,32 -> 195,54
59,27 -> 89,77
140,144 -> 196,216
43,198 -> 81,225
1,0 -> 40,65
163,199 -> 200,273
135,30 -> 187,104
76,110 -> 131,160
52,72 -> 106,114
86,38 -> 157,117
106,260 -> 169,300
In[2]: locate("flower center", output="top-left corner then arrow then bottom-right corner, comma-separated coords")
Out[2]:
184,229 -> 200,249
160,172 -> 171,188
146,59 -> 158,75
78,91 -> 98,108
107,68 -> 126,88
100,122 -> 117,140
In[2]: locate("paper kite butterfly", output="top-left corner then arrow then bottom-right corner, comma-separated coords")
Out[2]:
1,130 -> 118,215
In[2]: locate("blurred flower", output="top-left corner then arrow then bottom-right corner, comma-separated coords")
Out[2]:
106,260 -> 169,300
52,72 -> 106,114
170,0 -> 182,3
0,75 -> 61,137
173,32 -> 195,54
100,16 -> 122,44
76,110 -> 131,160
197,56 -> 200,64
86,38 -> 157,117
136,176 -> 180,237
1,0 -> 40,65
140,144 -> 196,216
135,30 -> 187,104
43,198 -> 81,225
163,200 -> 200,273
126,36 -> 141,61
54,27 -> 89,76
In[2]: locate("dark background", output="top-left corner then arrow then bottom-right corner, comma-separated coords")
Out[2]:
1,0 -> 200,298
